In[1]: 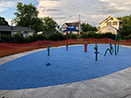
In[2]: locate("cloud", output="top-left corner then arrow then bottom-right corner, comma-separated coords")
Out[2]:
53,16 -> 66,19
0,0 -> 38,13
0,8 -> 7,12
40,0 -> 60,1
0,0 -> 28,1
42,8 -> 60,12
1,0 -> 131,26
0,1 -> 15,8
37,0 -> 64,17
37,0 -> 111,25
0,0 -> 30,12
99,0 -> 131,13
6,19 -> 12,26
0,1 -> 15,12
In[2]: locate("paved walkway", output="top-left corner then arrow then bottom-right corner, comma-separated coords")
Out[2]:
0,45 -> 131,98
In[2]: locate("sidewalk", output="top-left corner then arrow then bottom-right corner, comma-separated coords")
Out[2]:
0,46 -> 131,98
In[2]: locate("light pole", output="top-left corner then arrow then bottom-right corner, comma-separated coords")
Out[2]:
66,27 -> 68,51
79,14 -> 81,38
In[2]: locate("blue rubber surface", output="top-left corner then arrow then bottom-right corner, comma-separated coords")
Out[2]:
0,44 -> 131,90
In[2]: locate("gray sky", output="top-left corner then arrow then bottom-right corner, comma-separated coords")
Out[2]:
0,0 -> 131,26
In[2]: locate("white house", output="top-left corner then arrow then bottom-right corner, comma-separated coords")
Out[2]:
0,25 -> 35,37
97,16 -> 122,35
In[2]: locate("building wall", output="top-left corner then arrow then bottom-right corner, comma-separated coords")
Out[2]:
100,17 -> 120,30
97,16 -> 121,35
97,26 -> 117,35
11,31 -> 34,37
62,23 -> 80,34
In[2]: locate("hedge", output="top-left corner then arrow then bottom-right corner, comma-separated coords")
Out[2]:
0,32 -> 128,43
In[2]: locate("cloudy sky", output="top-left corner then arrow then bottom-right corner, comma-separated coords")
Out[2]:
0,0 -> 131,26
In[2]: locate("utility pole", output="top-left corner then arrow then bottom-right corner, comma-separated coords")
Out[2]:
66,27 -> 68,51
79,14 -> 81,38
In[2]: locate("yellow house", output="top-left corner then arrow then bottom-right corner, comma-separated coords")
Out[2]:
97,16 -> 122,35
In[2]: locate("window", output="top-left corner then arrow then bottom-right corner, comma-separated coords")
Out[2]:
113,21 -> 117,25
107,22 -> 111,26
111,18 -> 113,20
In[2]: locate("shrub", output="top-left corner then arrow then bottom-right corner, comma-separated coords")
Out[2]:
86,31 -> 97,38
124,34 -> 131,39
49,33 -> 66,41
26,34 -> 48,42
96,33 -> 104,38
1,35 -> 13,43
68,34 -> 78,39
81,32 -> 87,39
81,32 -> 116,39
12,33 -> 25,43
37,34 -> 48,40
103,33 -> 116,39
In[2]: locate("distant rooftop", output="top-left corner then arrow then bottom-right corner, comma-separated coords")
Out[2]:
0,25 -> 35,32
65,22 -> 79,26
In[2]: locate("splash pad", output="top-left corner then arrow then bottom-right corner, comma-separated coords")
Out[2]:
0,44 -> 130,90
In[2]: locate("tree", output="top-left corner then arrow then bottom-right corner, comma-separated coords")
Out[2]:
81,23 -> 88,32
14,2 -> 43,32
31,18 -> 43,33
43,17 -> 57,31
0,16 -> 8,25
81,23 -> 97,32
117,15 -> 131,39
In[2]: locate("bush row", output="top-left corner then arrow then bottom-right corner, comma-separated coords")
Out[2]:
0,33 -> 48,43
0,32 -> 118,43
81,32 -> 116,39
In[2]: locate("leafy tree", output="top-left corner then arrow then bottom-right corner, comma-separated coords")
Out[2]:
31,18 -> 43,33
91,26 -> 97,31
81,23 -> 88,32
0,16 -> 8,25
117,15 -> 131,39
14,2 -> 43,32
43,17 -> 57,31
81,23 -> 97,32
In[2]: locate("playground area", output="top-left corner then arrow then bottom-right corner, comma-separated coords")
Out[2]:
0,38 -> 131,57
0,44 -> 131,90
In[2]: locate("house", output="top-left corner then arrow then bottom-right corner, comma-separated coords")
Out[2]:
62,22 -> 81,34
97,16 -> 122,35
0,25 -> 35,37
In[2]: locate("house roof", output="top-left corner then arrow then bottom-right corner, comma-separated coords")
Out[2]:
62,22 -> 79,28
0,25 -> 35,32
99,16 -> 121,24
62,22 -> 80,32
65,22 -> 79,26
